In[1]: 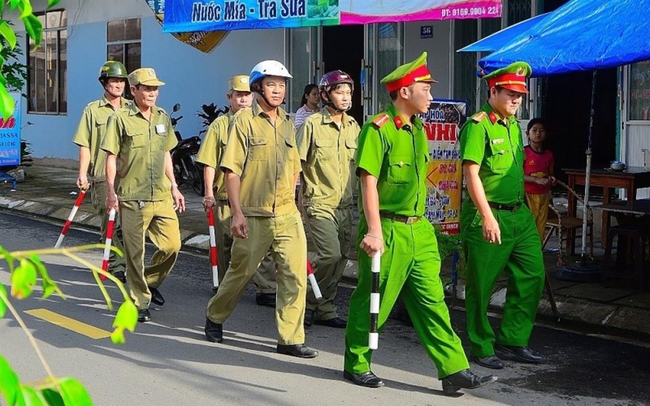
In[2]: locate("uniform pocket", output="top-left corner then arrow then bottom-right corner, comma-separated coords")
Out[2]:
314,138 -> 336,161
248,137 -> 268,161
387,155 -> 412,185
125,127 -> 147,149
345,137 -> 357,163
487,141 -> 512,173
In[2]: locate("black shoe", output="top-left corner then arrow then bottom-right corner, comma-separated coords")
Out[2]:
471,355 -> 504,370
111,270 -> 126,283
256,293 -> 276,307
441,369 -> 497,394
137,309 -> 151,323
304,309 -> 314,327
277,344 -> 318,358
495,344 -> 543,364
149,287 -> 165,306
205,318 -> 223,343
343,371 -> 385,388
315,317 -> 347,329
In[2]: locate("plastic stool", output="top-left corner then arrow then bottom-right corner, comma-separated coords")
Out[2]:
603,224 -> 650,289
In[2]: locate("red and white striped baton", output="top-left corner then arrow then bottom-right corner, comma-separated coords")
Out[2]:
100,208 -> 117,280
207,209 -> 219,290
369,251 -> 380,350
306,260 -> 322,300
54,189 -> 87,249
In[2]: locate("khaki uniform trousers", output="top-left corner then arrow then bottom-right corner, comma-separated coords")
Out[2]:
206,210 -> 307,345
120,199 -> 181,309
306,207 -> 353,321
215,200 -> 276,293
525,192 -> 550,239
91,180 -> 126,273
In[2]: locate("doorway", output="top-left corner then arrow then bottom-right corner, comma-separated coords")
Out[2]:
321,25 -> 365,124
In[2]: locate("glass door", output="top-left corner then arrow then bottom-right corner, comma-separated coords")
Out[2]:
287,27 -> 319,114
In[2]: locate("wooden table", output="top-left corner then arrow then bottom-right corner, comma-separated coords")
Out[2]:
563,166 -> 650,253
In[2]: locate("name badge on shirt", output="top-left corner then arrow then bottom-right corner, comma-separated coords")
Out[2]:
491,138 -> 505,145
155,124 -> 166,135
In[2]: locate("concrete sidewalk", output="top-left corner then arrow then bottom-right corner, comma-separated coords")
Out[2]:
1,164 -> 649,339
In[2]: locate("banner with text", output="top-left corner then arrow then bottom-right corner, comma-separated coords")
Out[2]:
422,100 -> 466,235
0,93 -> 22,166
162,0 -> 501,32
147,0 -> 229,53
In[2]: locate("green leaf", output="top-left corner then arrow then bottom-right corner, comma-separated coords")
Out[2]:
113,301 -> 138,333
29,255 -> 61,299
0,21 -> 17,49
0,285 -> 7,318
110,327 -> 126,344
41,378 -> 93,406
11,257 -> 37,299
16,0 -> 33,19
0,355 -> 20,405
10,0 -> 21,9
22,14 -> 42,49
48,0 -> 62,7
16,386 -> 49,406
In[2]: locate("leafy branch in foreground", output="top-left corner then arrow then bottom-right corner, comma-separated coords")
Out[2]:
0,244 -> 138,405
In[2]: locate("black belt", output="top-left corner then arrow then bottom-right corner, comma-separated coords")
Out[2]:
488,202 -> 521,211
380,211 -> 422,224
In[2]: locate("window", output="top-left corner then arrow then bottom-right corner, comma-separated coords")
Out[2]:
107,18 -> 141,74
28,9 -> 67,114
628,60 -> 650,121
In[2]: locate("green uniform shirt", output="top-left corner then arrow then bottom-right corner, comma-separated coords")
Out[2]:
72,97 -> 130,180
220,101 -> 301,217
196,111 -> 235,201
459,103 -> 525,205
101,103 -> 177,201
356,104 -> 430,217
296,107 -> 359,215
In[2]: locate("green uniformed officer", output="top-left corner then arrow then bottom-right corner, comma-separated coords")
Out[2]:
459,61 -> 545,370
204,60 -> 318,359
196,74 -> 277,304
343,52 -> 496,394
72,61 -> 129,282
102,68 -> 184,323
296,70 -> 359,328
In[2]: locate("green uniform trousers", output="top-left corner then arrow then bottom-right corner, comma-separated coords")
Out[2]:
215,200 -> 277,293
344,216 -> 470,379
120,199 -> 181,309
461,203 -> 545,358
306,207 -> 353,320
206,210 -> 307,345
91,180 -> 126,274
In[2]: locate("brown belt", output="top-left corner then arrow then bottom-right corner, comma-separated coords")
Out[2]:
380,211 -> 422,224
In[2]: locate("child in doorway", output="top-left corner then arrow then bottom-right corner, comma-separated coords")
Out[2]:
524,118 -> 556,239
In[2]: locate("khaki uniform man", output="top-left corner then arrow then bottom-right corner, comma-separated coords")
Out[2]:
72,61 -> 129,282
196,75 -> 277,304
297,70 -> 359,328
102,68 -> 185,323
204,60 -> 318,359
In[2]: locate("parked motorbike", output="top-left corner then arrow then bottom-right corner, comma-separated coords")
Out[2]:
170,103 -> 204,196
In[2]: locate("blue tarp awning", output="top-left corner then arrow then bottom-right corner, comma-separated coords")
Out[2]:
457,13 -> 547,53
475,0 -> 650,77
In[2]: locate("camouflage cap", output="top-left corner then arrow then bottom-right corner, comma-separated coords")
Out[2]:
228,75 -> 250,92
128,68 -> 165,87
380,51 -> 437,92
481,61 -> 532,94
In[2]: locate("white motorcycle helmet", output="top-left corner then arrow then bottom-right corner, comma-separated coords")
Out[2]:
249,60 -> 293,86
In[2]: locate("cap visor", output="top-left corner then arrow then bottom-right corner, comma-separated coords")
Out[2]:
141,79 -> 165,86
502,84 -> 528,94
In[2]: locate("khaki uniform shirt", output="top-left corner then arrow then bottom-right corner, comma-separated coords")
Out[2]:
220,102 -> 301,217
296,107 -> 359,216
196,111 -> 235,201
459,103 -> 525,205
72,97 -> 130,180
101,103 -> 177,201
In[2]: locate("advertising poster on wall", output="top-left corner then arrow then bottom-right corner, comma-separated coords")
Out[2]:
421,99 -> 466,235
0,93 -> 22,167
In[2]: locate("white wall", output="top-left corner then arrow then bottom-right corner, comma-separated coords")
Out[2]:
16,0 -> 286,161
404,21 -> 453,100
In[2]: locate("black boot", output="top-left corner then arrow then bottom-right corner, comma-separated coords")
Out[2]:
205,318 -> 223,343
441,369 -> 497,394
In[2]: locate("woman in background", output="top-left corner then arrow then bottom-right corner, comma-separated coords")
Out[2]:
294,84 -> 320,130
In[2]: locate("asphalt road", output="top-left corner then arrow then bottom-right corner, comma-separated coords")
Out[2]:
0,211 -> 649,406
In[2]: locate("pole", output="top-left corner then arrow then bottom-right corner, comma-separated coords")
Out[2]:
207,209 -> 219,290
368,251 -> 380,350
54,189 -> 86,249
306,260 -> 322,300
100,208 -> 116,281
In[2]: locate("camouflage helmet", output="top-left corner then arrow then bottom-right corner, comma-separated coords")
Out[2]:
98,61 -> 128,83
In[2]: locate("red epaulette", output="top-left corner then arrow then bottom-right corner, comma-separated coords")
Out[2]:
371,113 -> 390,128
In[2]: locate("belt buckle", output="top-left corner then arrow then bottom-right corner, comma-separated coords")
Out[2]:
406,216 -> 418,225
